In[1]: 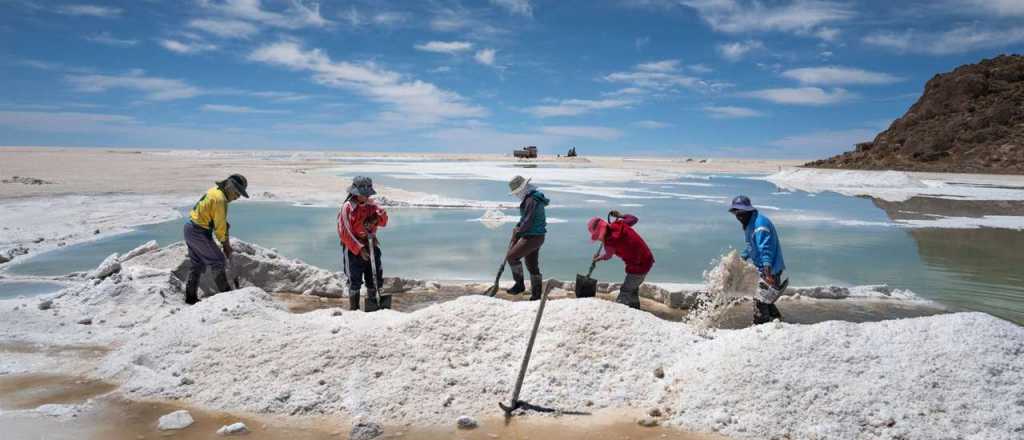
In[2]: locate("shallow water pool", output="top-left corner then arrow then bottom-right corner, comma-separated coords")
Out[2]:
5,163 -> 1024,324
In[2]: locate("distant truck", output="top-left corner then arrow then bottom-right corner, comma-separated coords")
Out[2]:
513,146 -> 538,159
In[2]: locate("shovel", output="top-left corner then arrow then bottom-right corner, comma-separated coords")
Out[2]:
575,214 -> 612,298
499,277 -> 551,417
574,244 -> 603,298
368,233 -> 388,308
484,237 -> 517,297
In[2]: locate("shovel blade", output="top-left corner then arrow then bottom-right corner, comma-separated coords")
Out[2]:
574,274 -> 597,298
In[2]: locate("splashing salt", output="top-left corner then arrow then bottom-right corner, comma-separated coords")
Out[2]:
685,250 -> 759,329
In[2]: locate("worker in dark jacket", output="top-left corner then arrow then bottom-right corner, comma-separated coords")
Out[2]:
183,174 -> 248,305
729,195 -> 787,324
506,175 -> 550,300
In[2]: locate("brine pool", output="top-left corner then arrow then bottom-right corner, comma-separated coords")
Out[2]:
3,162 -> 1023,324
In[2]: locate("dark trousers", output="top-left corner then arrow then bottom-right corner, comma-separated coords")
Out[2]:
184,222 -> 225,273
506,235 -> 544,275
183,222 -> 230,303
344,247 -> 382,292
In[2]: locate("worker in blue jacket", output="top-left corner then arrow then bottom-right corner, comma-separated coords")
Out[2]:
729,195 -> 788,324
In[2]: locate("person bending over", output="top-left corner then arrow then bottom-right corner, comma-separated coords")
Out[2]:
587,210 -> 655,309
183,174 -> 249,305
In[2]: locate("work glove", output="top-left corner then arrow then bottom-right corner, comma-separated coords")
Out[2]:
360,247 -> 370,261
222,240 -> 233,259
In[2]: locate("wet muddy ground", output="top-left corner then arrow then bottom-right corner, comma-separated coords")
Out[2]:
0,372 -> 727,440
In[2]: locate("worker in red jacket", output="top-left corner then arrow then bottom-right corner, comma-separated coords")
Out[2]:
337,176 -> 389,312
587,210 -> 655,309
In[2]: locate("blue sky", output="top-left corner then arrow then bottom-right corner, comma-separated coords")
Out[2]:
1,0 -> 1022,158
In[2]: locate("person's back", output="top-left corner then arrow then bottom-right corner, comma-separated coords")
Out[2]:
743,211 -> 785,276
604,216 -> 654,275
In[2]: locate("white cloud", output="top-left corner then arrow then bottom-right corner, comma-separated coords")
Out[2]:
429,8 -> 506,37
159,39 -> 218,54
632,120 -> 672,128
475,48 -> 497,66
490,0 -> 533,16
85,32 -> 138,47
414,41 -> 474,54
863,26 -> 1024,55
950,0 -> 1024,17
340,7 -> 408,27
525,98 -> 634,117
688,63 -> 713,74
678,0 -> 854,34
814,26 -> 840,41
704,105 -> 765,118
742,87 -> 853,105
636,59 -> 681,72
782,66 -> 902,85
248,41 -> 486,123
717,40 -> 763,61
604,87 -> 647,96
66,70 -> 203,101
604,60 -> 730,93
540,125 -> 623,140
187,18 -> 260,38
56,4 -> 122,18
371,11 -> 409,26
198,0 -> 330,29
201,104 -> 289,114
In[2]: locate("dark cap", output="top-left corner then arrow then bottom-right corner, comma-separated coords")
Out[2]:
728,195 -> 755,213
348,176 -> 376,197
226,174 -> 249,198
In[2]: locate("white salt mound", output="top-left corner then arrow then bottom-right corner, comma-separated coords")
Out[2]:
5,241 -> 1022,440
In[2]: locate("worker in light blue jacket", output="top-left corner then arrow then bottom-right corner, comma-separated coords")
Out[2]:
729,195 -> 788,324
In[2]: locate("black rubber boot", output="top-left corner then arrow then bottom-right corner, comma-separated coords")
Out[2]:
753,300 -> 773,325
529,275 -> 544,301
364,289 -> 380,312
379,294 -> 392,310
349,292 -> 360,311
507,264 -> 526,295
768,303 -> 783,321
184,269 -> 201,305
213,270 -> 233,294
616,288 -> 641,310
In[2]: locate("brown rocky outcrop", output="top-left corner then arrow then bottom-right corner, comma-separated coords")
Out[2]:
808,54 -> 1024,174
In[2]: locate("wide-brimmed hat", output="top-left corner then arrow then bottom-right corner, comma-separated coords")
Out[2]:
508,175 -> 531,194
348,176 -> 376,197
587,217 -> 608,241
728,195 -> 755,213
220,174 -> 249,198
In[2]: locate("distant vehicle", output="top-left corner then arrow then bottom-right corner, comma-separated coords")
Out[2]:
513,146 -> 538,159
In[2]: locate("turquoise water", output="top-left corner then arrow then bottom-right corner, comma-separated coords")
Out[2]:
0,281 -> 66,299
4,169 -> 1023,324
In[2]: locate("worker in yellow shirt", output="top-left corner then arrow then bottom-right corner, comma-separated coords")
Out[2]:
183,174 -> 249,305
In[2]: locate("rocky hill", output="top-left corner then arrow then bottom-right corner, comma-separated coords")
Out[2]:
808,55 -> 1024,174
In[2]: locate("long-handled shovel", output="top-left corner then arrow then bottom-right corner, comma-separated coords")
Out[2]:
574,243 -> 603,298
575,214 -> 612,298
484,237 -> 517,297
499,279 -> 551,416
368,233 -> 387,308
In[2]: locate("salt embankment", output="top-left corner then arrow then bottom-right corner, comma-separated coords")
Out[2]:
765,168 -> 1024,202
1,241 -> 1022,439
